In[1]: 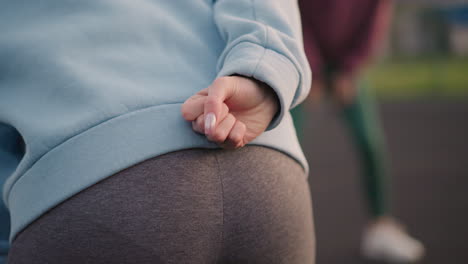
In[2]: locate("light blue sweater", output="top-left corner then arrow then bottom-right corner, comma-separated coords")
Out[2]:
0,0 -> 311,241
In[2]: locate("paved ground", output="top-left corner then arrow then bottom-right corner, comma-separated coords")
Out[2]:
300,100 -> 468,264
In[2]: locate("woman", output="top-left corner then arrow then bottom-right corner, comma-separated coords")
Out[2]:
0,0 -> 314,263
295,0 -> 425,263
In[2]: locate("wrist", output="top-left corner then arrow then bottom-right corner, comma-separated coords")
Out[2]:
244,76 -> 280,119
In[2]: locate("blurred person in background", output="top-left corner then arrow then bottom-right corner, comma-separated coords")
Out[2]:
295,0 -> 425,263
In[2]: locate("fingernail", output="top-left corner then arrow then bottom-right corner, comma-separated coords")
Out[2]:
205,113 -> 216,134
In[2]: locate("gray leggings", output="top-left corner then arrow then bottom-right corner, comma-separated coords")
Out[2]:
7,146 -> 315,264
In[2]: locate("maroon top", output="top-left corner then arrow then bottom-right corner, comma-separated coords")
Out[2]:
299,0 -> 392,80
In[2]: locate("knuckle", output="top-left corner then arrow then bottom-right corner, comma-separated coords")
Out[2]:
224,114 -> 233,124
213,77 -> 230,87
205,96 -> 219,107
235,141 -> 244,149
230,132 -> 241,143
181,105 -> 191,120
238,122 -> 246,132
212,133 -> 225,143
222,104 -> 229,114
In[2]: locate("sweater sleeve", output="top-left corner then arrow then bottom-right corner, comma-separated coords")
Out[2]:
213,0 -> 311,130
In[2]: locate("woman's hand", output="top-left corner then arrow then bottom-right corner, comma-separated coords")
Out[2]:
181,76 -> 279,149
332,73 -> 358,105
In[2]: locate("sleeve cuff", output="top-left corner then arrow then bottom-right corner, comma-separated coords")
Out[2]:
217,41 -> 300,130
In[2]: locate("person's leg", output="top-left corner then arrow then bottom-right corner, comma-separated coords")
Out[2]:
335,81 -> 425,262
339,83 -> 389,217
218,146 -> 315,264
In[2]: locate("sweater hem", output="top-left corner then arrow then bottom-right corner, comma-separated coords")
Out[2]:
7,103 -> 307,241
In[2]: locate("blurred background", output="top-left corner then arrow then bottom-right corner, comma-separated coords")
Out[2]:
368,1 -> 468,99
299,1 -> 468,263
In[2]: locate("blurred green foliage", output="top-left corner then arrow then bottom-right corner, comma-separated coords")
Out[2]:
366,57 -> 468,99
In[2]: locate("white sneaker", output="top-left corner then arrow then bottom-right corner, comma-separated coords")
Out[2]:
361,218 -> 425,263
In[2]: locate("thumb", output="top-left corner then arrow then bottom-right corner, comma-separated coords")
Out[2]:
204,77 -> 237,136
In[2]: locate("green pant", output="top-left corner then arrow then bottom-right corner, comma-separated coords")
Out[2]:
292,83 -> 389,217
